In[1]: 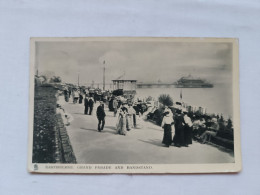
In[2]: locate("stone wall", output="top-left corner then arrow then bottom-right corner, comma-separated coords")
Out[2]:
33,85 -> 76,163
55,113 -> 77,163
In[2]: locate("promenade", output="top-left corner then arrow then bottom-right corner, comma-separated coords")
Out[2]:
59,97 -> 234,164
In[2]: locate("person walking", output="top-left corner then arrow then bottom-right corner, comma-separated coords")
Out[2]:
84,95 -> 89,115
183,111 -> 193,145
120,103 -> 130,131
64,88 -> 69,102
96,101 -> 106,132
128,104 -> 136,129
161,111 -> 174,147
113,98 -> 118,117
68,88 -> 71,98
173,109 -> 186,147
79,91 -> 83,104
116,107 -> 127,136
88,97 -> 94,115
73,89 -> 79,104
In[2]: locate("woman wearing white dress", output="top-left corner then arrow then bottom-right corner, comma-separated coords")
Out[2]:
116,105 -> 127,135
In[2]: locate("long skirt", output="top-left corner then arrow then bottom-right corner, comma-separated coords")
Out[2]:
184,126 -> 192,145
135,114 -> 143,129
84,106 -> 89,115
173,125 -> 185,146
162,124 -> 172,146
116,116 -> 127,135
126,115 -> 133,130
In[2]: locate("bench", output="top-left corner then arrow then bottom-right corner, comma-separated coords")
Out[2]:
210,135 -> 234,150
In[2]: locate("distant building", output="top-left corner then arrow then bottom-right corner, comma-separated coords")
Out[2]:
112,75 -> 137,99
112,79 -> 137,90
112,74 -> 137,91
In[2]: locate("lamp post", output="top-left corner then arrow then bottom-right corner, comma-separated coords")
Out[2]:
103,60 -> 105,90
77,71 -> 80,87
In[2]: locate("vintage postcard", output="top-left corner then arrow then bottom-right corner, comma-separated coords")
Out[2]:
28,37 -> 241,173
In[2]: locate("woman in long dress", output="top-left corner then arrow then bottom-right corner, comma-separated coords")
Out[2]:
173,109 -> 186,147
127,104 -> 136,130
183,112 -> 193,145
161,111 -> 174,147
116,106 -> 127,135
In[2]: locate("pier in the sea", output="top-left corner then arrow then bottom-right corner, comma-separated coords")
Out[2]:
137,83 -> 174,88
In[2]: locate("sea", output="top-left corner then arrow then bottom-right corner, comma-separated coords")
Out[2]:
135,83 -> 233,119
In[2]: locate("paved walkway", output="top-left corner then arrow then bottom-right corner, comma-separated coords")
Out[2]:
59,96 -> 234,164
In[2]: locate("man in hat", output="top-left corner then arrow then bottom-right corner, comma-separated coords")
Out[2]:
84,95 -> 89,115
96,101 -> 106,132
88,96 -> 94,115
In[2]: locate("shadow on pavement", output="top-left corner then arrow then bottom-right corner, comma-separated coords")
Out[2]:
80,128 -> 98,132
102,126 -> 117,134
73,113 -> 87,115
106,126 -> 117,131
147,127 -> 163,132
138,139 -> 163,147
105,115 -> 116,118
80,127 -> 117,135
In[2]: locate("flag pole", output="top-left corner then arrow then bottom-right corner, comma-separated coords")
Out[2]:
103,60 -> 105,90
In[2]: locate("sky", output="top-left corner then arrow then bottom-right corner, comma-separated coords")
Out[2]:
35,40 -> 233,86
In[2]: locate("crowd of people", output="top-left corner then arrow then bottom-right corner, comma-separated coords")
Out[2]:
63,87 -> 144,135
63,87 -> 228,149
96,99 -> 143,135
160,106 -> 223,148
115,102 -> 138,135
161,107 -> 194,148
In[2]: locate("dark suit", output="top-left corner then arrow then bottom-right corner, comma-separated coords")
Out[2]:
84,98 -> 89,115
96,105 -> 106,131
88,98 -> 94,115
173,114 -> 185,147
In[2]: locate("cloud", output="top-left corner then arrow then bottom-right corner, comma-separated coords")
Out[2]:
36,41 -> 232,85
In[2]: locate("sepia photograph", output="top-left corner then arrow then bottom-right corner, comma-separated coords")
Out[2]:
28,37 -> 241,173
